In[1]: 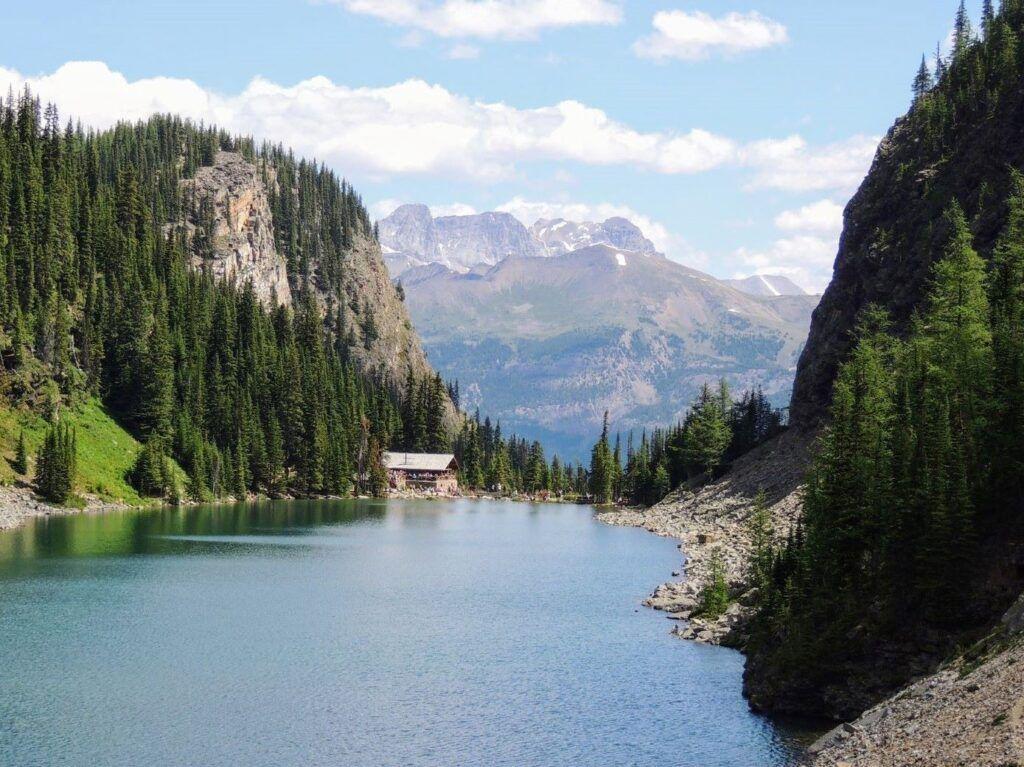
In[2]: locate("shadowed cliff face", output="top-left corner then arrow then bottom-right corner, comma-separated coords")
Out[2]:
790,81 -> 1024,428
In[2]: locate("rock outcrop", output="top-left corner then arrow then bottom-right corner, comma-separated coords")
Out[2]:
181,151 -> 292,307
178,153 -> 442,403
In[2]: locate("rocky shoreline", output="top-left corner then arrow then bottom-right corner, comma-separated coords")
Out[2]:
600,428 -> 1024,766
0,483 -> 135,532
598,428 -> 811,648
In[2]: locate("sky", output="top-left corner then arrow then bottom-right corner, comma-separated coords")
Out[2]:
0,0 -> 978,291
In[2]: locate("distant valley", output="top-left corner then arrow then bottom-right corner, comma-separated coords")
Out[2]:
380,204 -> 821,460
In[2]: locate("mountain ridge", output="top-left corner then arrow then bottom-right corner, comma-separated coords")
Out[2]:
398,240 -> 818,458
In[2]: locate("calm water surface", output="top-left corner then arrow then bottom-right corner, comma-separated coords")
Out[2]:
0,499 -> 807,766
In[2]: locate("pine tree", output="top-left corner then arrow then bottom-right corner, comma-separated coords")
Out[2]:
682,383 -> 731,478
13,430 -> 28,475
34,422 -> 76,504
589,412 -> 615,503
913,55 -> 934,100
989,171 -> 1024,499
983,0 -> 996,36
953,0 -> 975,59
747,490 -> 775,593
698,550 -> 730,619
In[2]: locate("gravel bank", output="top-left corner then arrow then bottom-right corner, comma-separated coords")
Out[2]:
599,428 -> 811,646
0,484 -> 130,531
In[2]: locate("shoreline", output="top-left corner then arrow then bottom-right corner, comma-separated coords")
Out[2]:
0,484 -> 141,532
598,429 -> 811,647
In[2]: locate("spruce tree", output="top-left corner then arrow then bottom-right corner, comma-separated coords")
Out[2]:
13,430 -> 28,475
34,422 -> 76,504
913,55 -> 933,100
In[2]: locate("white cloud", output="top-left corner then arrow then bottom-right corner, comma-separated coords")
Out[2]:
734,235 -> 835,294
370,198 -> 407,219
446,43 -> 481,59
633,10 -> 787,62
0,61 -> 874,192
733,199 -> 848,292
775,199 -> 843,234
331,0 -> 622,40
744,134 -> 878,193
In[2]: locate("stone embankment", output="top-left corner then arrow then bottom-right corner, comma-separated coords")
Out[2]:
599,428 -> 811,647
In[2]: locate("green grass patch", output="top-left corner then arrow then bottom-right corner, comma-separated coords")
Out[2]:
0,397 -> 184,506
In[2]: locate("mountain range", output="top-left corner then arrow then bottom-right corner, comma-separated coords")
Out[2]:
380,204 -> 819,459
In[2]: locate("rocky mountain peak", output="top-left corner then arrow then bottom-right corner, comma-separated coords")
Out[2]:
379,204 -> 437,261
531,216 -> 659,257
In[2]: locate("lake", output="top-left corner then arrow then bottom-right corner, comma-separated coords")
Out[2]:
0,499 -> 805,766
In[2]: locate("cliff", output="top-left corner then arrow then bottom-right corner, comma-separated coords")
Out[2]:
791,31 -> 1024,427
180,152 -> 438,397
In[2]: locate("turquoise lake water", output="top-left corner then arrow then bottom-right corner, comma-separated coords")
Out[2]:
0,499 -> 806,766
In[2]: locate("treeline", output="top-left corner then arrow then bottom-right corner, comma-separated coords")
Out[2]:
588,385 -> 784,506
454,412 -> 589,497
0,89 -> 446,502
749,192 -> 1024,702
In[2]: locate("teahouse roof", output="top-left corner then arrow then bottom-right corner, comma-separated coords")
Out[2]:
384,452 -> 458,472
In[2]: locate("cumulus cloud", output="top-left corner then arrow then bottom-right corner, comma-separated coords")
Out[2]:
774,199 -> 844,234
633,10 -> 788,61
732,199 -> 849,291
744,135 -> 878,193
330,0 -> 622,40
0,61 -> 874,191
734,235 -> 835,294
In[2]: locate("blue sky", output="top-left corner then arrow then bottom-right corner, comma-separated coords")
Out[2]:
2,0 -> 975,290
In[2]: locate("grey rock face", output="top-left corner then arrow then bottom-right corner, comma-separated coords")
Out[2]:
435,211 -> 546,268
176,156 -> 443,412
531,217 -> 659,257
379,204 -> 437,263
379,205 -> 544,274
181,151 -> 292,307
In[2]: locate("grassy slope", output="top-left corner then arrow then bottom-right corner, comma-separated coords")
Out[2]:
0,398 -> 182,506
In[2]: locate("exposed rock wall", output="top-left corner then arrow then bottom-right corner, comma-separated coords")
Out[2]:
182,151 -> 292,307
179,153 -> 444,411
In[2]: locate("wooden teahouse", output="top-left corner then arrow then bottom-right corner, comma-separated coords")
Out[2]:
384,452 -> 460,494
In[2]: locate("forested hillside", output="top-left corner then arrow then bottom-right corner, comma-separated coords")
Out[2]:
0,90 -> 450,502
747,0 -> 1024,720
793,0 -> 1024,428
